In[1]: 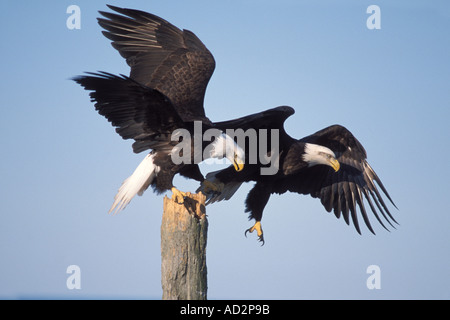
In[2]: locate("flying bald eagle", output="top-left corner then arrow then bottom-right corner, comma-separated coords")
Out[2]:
73,5 -> 245,213
198,107 -> 398,244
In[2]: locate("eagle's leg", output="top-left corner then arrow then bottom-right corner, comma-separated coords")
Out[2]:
201,180 -> 224,194
171,187 -> 186,204
244,182 -> 270,246
245,221 -> 265,245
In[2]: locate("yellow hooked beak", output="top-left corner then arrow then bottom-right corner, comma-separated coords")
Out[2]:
233,159 -> 244,172
330,158 -> 340,172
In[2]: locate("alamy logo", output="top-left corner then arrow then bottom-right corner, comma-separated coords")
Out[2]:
66,5 -> 81,30
366,265 -> 381,290
170,121 -> 280,175
366,5 -> 381,30
66,265 -> 81,290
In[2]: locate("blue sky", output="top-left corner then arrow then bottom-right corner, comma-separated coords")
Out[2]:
0,0 -> 449,299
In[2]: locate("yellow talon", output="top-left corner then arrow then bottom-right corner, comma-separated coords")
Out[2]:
171,187 -> 186,204
245,221 -> 265,245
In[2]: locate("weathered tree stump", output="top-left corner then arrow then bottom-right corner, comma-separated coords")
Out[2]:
161,192 -> 208,300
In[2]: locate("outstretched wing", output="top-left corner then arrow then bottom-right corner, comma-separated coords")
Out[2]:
73,72 -> 184,154
214,106 -> 294,131
285,125 -> 398,234
98,5 -> 215,123
213,106 -> 296,146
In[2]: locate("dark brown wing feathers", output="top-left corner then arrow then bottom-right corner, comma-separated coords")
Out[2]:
98,5 -> 215,123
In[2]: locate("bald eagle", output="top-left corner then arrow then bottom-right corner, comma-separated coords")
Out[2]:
198,107 -> 398,244
73,5 -> 245,213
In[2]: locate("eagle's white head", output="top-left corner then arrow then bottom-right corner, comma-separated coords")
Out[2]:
302,143 -> 340,172
210,133 -> 245,172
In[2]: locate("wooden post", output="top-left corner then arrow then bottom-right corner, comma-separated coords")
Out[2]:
161,192 -> 208,300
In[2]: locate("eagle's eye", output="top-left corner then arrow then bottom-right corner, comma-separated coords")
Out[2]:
319,151 -> 331,159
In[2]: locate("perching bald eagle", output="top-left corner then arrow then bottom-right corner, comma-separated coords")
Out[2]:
198,107 -> 398,244
73,5 -> 245,213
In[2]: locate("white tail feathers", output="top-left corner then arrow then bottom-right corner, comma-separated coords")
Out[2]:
109,154 -> 160,214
